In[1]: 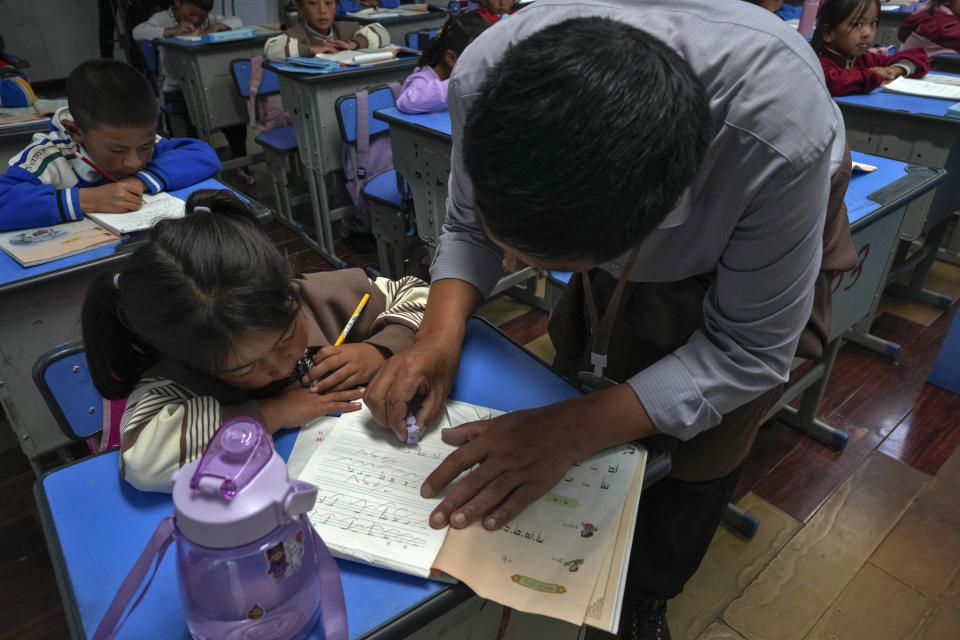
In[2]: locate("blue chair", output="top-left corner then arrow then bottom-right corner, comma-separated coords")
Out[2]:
32,343 -> 104,451
139,40 -> 185,136
404,29 -> 439,52
230,58 -> 304,225
335,85 -> 418,277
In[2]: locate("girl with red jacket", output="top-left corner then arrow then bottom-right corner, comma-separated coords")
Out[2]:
899,0 -> 960,57
813,0 -> 930,96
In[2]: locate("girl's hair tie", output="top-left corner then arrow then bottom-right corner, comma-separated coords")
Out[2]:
113,273 -> 121,290
193,205 -> 211,214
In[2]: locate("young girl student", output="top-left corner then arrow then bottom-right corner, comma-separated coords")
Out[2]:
263,0 -> 390,61
813,0 -> 930,96
82,190 -> 428,492
396,13 -> 489,114
899,0 -> 960,57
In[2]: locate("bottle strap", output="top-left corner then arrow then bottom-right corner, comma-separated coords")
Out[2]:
312,527 -> 349,640
91,517 -> 177,640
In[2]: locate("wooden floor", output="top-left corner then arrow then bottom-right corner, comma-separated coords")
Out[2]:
2,169 -> 959,639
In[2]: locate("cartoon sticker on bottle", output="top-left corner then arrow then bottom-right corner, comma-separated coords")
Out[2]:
247,604 -> 265,619
265,529 -> 305,582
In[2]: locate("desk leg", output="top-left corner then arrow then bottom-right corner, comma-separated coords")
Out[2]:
764,339 -> 849,452
306,169 -> 347,269
885,221 -> 954,310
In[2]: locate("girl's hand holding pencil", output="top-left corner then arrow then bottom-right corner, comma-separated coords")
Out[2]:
303,343 -> 386,393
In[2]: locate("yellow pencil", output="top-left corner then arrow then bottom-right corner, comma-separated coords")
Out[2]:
334,294 -> 370,346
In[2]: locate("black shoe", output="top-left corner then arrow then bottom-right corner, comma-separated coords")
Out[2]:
621,595 -> 671,640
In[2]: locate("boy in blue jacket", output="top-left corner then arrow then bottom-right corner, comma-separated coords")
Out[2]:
0,59 -> 220,231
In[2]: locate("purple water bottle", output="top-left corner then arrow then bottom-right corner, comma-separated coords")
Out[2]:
92,418 -> 347,640
174,417 -> 337,640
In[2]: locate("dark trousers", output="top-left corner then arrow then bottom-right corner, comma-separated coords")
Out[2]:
626,464 -> 742,599
163,91 -> 247,159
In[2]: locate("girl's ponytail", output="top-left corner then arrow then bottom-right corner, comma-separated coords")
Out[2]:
81,270 -> 161,399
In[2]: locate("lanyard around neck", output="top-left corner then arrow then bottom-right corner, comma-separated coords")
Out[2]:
581,246 -> 641,379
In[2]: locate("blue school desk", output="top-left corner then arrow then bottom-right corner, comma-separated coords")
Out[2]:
765,151 -> 945,449
343,6 -> 451,46
0,180 -> 272,474
264,56 -> 419,268
34,317 -> 670,640
372,107 -> 549,309
155,29 -> 279,167
835,76 -> 960,350
928,304 -> 960,394
0,119 -> 49,176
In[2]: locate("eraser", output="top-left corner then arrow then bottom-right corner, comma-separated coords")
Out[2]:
406,415 -> 420,445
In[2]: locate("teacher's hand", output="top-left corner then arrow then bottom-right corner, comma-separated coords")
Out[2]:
364,335 -> 462,440
421,384 -> 659,530
421,403 -> 580,531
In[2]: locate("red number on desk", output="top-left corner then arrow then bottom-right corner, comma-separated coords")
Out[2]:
830,270 -> 844,294
842,243 -> 870,292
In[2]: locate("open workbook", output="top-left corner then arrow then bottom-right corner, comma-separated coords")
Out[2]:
882,74 -> 960,101
297,400 -> 647,633
85,192 -> 185,235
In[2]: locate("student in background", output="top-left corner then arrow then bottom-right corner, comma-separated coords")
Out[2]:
474,0 -> 518,25
132,0 -> 255,186
813,0 -> 929,96
264,0 -> 391,60
0,59 -> 219,231
82,189 -> 429,492
0,34 -> 37,108
396,13 -> 489,114
899,0 -> 960,57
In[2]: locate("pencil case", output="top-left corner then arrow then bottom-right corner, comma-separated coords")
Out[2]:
201,27 -> 257,43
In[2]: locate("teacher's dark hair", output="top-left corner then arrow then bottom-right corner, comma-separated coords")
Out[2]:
81,189 -> 298,399
463,17 -> 711,263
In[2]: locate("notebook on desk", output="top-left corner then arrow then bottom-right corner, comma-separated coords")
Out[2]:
0,219 -> 118,267
85,192 -> 185,235
297,399 -> 646,633
882,75 -> 960,101
314,48 -> 397,66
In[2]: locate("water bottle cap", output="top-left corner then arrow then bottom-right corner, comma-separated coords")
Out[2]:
173,417 -> 318,548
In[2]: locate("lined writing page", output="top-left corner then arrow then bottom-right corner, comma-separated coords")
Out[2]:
298,400 -> 501,578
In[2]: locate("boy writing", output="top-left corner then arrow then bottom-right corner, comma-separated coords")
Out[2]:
0,59 -> 219,231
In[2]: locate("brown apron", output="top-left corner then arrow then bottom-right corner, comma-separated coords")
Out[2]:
548,146 -> 857,482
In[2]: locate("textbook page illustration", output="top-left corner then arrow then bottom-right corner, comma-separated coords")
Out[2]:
434,441 -> 646,632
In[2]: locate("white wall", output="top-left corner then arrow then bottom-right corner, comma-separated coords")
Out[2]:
0,0 -> 101,83
216,0 -> 281,26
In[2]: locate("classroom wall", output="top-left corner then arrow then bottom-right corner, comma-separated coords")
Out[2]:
0,0 -> 101,83
0,0 -> 281,84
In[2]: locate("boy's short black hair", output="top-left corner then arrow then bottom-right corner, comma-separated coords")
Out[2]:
463,17 -> 712,263
66,59 -> 159,130
183,0 -> 215,11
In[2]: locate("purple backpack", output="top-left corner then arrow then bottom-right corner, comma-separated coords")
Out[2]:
247,55 -> 292,134
340,84 -> 401,235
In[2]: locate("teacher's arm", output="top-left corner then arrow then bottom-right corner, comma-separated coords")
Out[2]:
364,277 -> 482,439
365,70 -> 504,437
